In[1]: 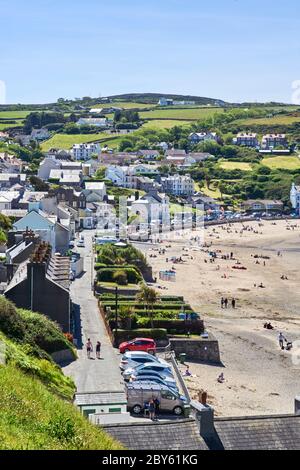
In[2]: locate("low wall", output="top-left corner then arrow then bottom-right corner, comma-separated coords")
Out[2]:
169,336 -> 220,364
51,348 -> 77,364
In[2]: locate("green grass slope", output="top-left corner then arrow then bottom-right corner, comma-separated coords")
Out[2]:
0,298 -> 123,450
0,364 -> 122,450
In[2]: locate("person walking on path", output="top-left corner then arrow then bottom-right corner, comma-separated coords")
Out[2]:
224,298 -> 228,309
96,341 -> 101,359
221,297 -> 225,309
154,397 -> 160,419
148,399 -> 156,421
278,332 -> 286,350
86,338 -> 93,359
232,298 -> 236,309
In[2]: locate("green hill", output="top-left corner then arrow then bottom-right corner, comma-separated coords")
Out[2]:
0,298 -> 123,450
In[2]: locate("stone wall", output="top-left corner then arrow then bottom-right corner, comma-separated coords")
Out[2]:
170,336 -> 220,364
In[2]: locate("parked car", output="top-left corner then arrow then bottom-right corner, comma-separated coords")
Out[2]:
119,338 -> 156,355
126,368 -> 177,386
123,362 -> 173,381
120,351 -> 169,371
77,239 -> 85,247
126,383 -> 187,416
127,376 -> 179,391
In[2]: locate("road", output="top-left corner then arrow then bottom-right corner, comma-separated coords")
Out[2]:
62,230 -> 124,393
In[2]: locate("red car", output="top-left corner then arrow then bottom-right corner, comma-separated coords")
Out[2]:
119,338 -> 156,354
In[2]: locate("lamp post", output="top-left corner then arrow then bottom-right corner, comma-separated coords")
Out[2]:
115,286 -> 118,344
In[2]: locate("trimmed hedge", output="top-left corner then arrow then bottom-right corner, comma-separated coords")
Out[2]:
97,267 -> 142,284
135,319 -> 204,335
113,328 -> 168,345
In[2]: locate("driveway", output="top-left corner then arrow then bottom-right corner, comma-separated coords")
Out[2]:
62,230 -> 124,393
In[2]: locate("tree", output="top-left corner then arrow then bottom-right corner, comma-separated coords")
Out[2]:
136,285 -> 159,329
29,176 -> 50,192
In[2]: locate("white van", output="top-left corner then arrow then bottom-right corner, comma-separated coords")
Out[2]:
126,383 -> 187,416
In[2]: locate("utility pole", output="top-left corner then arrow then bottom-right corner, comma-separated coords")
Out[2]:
115,286 -> 119,345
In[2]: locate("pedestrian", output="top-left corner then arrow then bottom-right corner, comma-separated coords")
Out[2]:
224,298 -> 228,308
154,397 -> 160,418
96,341 -> 101,359
221,297 -> 224,309
278,332 -> 286,350
86,338 -> 93,359
148,398 -> 155,421
232,298 -> 236,309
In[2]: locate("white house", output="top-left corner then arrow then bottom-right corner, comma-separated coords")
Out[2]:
77,118 -> 107,127
234,133 -> 258,147
290,183 -> 300,215
105,165 -> 126,186
130,190 -> 170,226
31,128 -> 50,141
84,182 -> 107,202
72,143 -> 101,161
161,174 -> 194,196
0,191 -> 21,211
189,132 -> 219,144
38,157 -> 61,180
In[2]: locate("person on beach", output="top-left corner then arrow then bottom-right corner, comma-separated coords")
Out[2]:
232,298 -> 236,309
86,338 -> 93,359
221,297 -> 224,308
184,365 -> 192,376
96,341 -> 101,359
217,373 -> 225,383
224,298 -> 228,308
278,332 -> 286,350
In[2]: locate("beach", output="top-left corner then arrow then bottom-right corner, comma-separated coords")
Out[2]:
137,219 -> 300,417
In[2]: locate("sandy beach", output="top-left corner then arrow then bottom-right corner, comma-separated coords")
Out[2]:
138,219 -> 300,417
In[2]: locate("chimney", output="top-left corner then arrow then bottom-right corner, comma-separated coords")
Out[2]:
191,400 -> 215,438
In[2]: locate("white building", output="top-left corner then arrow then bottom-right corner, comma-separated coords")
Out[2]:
161,174 -> 194,196
105,164 -> 159,188
290,183 -> 300,215
84,182 -> 107,202
188,132 -> 219,144
77,118 -> 107,127
130,190 -> 170,226
72,143 -> 101,161
31,128 -> 50,141
261,134 -> 287,150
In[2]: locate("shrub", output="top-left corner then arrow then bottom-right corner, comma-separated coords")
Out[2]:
112,270 -> 128,286
0,297 -> 25,341
97,267 -> 142,284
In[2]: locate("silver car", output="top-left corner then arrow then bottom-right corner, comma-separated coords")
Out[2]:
120,351 -> 169,371
123,362 -> 174,381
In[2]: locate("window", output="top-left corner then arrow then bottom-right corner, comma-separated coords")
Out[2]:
161,391 -> 176,400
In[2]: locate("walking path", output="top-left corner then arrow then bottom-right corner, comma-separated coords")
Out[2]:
62,230 -> 124,393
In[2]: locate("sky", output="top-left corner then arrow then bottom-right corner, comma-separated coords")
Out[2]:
0,0 -> 300,104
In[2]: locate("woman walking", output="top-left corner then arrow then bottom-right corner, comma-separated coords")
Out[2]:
86,338 -> 93,359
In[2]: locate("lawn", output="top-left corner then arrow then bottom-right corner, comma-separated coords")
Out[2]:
92,101 -> 157,110
0,122 -> 23,130
262,156 -> 300,170
141,119 -> 192,129
235,115 -> 300,126
0,110 -> 34,119
218,161 -> 253,171
139,107 -> 225,121
40,132 -> 110,151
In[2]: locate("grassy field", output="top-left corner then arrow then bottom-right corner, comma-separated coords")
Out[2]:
262,156 -> 300,170
141,119 -> 192,129
218,161 -> 253,171
235,115 -> 300,126
40,133 -> 110,151
139,107 -> 224,121
0,122 -> 23,130
92,101 -> 157,110
0,111 -> 33,119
